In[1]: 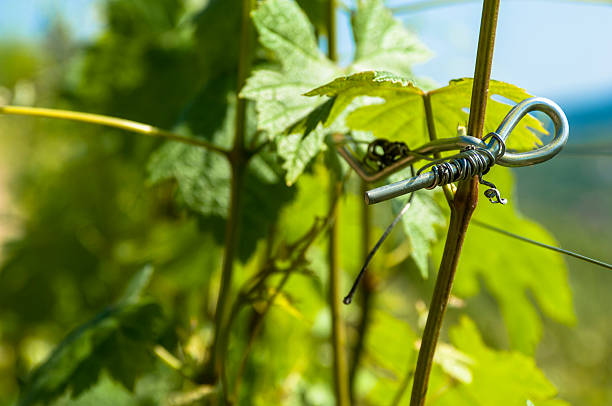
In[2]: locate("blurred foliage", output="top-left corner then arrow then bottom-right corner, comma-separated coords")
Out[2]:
0,0 -> 609,405
17,267 -> 165,406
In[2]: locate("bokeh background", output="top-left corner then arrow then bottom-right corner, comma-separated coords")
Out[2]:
1,0 -> 611,405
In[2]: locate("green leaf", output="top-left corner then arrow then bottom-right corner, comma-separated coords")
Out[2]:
148,142 -> 231,218
365,311 -> 418,378
300,72 -> 548,150
277,130 -> 327,186
242,0 -> 338,136
352,0 -> 431,76
241,0 -> 340,183
251,0 -> 335,75
243,0 -> 430,184
391,187 -> 445,278
117,265 -> 154,305
429,79 -> 547,150
430,317 -> 569,406
193,0 -> 242,81
295,0 -> 327,33
283,97 -> 336,138
148,142 -> 295,259
362,311 -> 470,404
17,270 -> 164,406
305,71 -> 424,137
148,73 -> 296,259
434,167 -> 575,354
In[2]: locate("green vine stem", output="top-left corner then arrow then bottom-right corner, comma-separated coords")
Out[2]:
0,105 -> 230,155
409,1 -> 500,405
326,1 -> 350,405
209,0 -> 256,400
349,180 -> 376,400
328,176 -> 351,406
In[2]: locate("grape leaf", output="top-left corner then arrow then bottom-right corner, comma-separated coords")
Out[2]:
242,0 -> 430,184
430,317 -> 569,406
193,0 -> 242,82
391,186 -> 445,278
434,167 -> 575,354
17,267 -> 164,406
148,142 -> 295,260
118,264 -> 154,305
304,70 -> 428,145
352,0 -> 431,76
364,311 -> 418,378
148,142 -> 230,218
241,0 -> 339,184
241,0 -> 338,137
295,0 -> 327,33
429,79 -> 546,151
361,311 -> 474,403
301,71 -> 547,150
362,313 -> 566,406
147,75 -> 295,260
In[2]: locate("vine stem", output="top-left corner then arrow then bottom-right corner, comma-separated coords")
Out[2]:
328,177 -> 351,406
0,105 -> 230,156
327,1 -> 350,405
209,0 -> 255,401
349,180 -> 375,401
409,1 -> 500,405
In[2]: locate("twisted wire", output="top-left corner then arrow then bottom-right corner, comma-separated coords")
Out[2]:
418,146 -> 497,190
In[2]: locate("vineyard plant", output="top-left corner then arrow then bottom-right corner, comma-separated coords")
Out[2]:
2,0 -> 607,405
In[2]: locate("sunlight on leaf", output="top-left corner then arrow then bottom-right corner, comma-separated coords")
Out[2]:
429,317 -> 569,406
243,0 -> 430,183
391,187 -> 445,278
298,72 -> 549,151
434,167 -> 575,354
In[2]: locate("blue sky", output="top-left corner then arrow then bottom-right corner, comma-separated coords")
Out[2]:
341,0 -> 612,108
0,0 -> 102,41
1,0 -> 611,108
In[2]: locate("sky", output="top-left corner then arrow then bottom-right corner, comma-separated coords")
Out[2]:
1,0 -> 611,109
340,0 -> 612,109
0,0 -> 101,41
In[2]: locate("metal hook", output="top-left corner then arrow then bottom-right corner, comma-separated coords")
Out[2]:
363,97 -> 569,204
492,97 -> 569,167
479,176 -> 507,204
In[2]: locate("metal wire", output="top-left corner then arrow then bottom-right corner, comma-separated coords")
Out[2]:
472,219 -> 612,271
365,97 -> 570,204
418,148 -> 495,189
343,169 -> 416,305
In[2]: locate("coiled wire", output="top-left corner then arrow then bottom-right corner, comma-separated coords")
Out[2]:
417,132 -> 504,189
364,139 -> 412,170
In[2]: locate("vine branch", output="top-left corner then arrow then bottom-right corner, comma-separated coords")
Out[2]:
327,1 -> 350,405
209,0 -> 255,401
0,105 -> 230,156
409,1 -> 500,405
